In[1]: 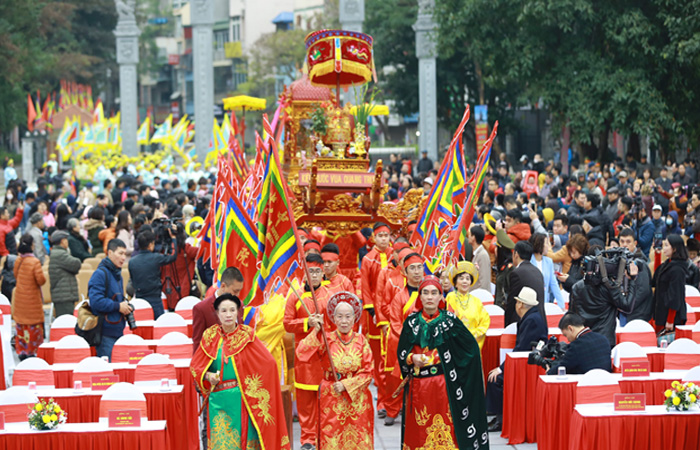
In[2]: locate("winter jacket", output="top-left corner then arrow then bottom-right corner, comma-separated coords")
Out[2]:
98,228 -> 116,254
625,249 -> 653,322
27,225 -> 47,265
84,219 -> 105,256
11,254 -> 46,325
48,246 -> 81,304
652,259 -> 688,327
116,229 -> 134,256
128,244 -> 178,302
633,217 -> 655,257
570,274 -> 637,347
68,230 -> 91,262
88,258 -> 126,338
0,207 -> 24,256
490,222 -> 531,255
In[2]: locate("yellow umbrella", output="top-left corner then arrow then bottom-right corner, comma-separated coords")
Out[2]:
222,95 -> 267,154
350,104 -> 389,116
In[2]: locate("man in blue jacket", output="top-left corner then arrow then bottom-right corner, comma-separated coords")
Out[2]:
89,239 -> 132,361
633,205 -> 654,257
128,229 -> 178,318
546,313 -> 611,375
485,286 -> 548,431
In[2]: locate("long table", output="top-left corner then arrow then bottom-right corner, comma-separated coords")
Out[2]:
35,386 -> 186,450
569,404 -> 700,450
0,420 -> 168,450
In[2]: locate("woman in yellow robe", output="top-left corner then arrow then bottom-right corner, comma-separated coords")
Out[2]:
444,261 -> 490,349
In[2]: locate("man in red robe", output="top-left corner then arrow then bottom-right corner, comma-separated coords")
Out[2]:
283,253 -> 331,450
383,251 -> 424,426
317,229 -> 366,294
360,222 -> 393,417
321,243 -> 355,295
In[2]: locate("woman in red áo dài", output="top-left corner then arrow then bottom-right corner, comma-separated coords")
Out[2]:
296,291 -> 374,450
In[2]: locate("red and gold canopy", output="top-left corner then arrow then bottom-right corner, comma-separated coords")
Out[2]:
305,29 -> 374,88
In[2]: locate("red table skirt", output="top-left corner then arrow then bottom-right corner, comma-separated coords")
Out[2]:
482,334 -> 500,383
648,352 -> 664,372
535,378 -> 577,450
52,366 -> 198,450
569,409 -> 700,450
0,428 -> 169,450
619,378 -> 672,405
38,347 -> 97,365
502,354 -> 544,445
676,328 -> 692,340
37,391 -> 187,450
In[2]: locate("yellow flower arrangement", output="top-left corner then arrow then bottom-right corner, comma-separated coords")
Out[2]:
28,398 -> 67,430
664,381 -> 700,412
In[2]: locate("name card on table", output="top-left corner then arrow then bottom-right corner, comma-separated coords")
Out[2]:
621,361 -> 650,377
108,409 -> 141,428
0,412 -> 4,431
91,374 -> 120,391
614,393 -> 646,411
128,350 -> 153,364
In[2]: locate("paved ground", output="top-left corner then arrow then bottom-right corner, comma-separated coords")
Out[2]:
290,383 -> 538,450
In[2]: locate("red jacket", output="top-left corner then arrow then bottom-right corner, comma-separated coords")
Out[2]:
0,207 -> 24,256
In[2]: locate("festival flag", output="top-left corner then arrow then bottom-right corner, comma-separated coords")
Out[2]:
410,107 -> 471,263
93,100 -> 105,125
445,122 -> 498,264
252,133 -> 302,305
150,115 -> 172,143
27,94 -> 37,131
137,117 -> 151,145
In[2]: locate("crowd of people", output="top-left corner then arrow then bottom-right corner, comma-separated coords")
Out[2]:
3,147 -> 699,449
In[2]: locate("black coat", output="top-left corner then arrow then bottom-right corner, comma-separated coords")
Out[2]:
626,249 -> 653,322
505,261 -> 546,327
547,329 -> 612,375
652,259 -> 687,326
562,257 -> 584,293
570,275 -> 637,347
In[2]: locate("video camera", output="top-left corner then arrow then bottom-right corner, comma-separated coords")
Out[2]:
582,247 -> 632,285
151,217 -> 182,254
527,337 -> 568,370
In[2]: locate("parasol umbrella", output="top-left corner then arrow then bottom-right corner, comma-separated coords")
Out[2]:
305,29 -> 375,106
223,95 -> 267,153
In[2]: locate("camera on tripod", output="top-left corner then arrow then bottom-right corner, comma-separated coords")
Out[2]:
151,217 -> 181,253
527,337 -> 567,369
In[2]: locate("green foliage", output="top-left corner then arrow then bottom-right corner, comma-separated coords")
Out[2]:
310,105 -> 328,136
435,0 -> 700,156
0,0 -> 117,132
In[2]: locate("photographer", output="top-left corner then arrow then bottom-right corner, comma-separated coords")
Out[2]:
570,248 -> 639,347
88,239 -> 132,361
546,313 -> 611,375
128,228 -> 178,318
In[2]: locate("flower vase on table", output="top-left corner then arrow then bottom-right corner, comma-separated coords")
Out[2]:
28,398 -> 67,430
664,381 -> 700,411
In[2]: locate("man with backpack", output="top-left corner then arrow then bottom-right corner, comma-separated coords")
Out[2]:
88,239 -> 132,361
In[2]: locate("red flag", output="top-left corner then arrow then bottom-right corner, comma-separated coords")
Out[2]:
27,94 -> 37,131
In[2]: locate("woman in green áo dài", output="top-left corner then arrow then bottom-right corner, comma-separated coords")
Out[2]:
190,293 -> 290,450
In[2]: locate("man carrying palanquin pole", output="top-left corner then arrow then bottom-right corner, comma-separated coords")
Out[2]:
297,291 -> 374,450
283,253 -> 332,450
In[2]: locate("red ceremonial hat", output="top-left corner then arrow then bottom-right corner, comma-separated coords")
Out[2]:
321,251 -> 339,261
374,225 -> 390,234
416,275 -> 445,310
304,240 -> 321,253
327,291 -> 363,324
397,247 -> 414,263
403,253 -> 423,268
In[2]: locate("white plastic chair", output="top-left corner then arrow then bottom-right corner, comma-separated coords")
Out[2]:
134,353 -> 177,387
666,338 -> 700,370
0,387 -> 40,422
174,296 -> 201,320
470,288 -> 494,305
611,342 -> 647,371
499,322 -> 518,364
686,285 -> 700,308
72,356 -> 114,388
575,369 -> 620,404
153,312 -> 188,339
12,357 -> 55,389
130,298 -> 155,321
49,314 -> 78,342
156,331 -> 192,360
111,334 -> 151,363
98,382 -> 148,423
54,335 -> 91,364
484,304 -> 505,329
0,293 -> 11,337
544,303 -> 565,328
682,365 -> 700,382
